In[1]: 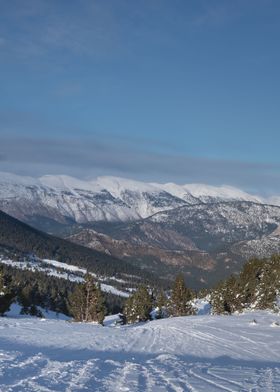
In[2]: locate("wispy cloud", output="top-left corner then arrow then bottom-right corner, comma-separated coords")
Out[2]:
0,0 -> 278,196
0,0 -> 124,62
0,0 -> 262,63
1,135 -> 280,195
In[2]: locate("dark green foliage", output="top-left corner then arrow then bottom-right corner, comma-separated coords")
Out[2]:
69,274 -> 106,324
155,289 -> 168,319
2,265 -> 74,316
0,268 -> 14,315
210,275 -> 241,314
197,287 -> 210,299
17,283 -> 45,317
168,274 -> 195,317
103,292 -> 125,315
0,264 -> 120,318
123,285 -> 153,324
211,255 -> 280,314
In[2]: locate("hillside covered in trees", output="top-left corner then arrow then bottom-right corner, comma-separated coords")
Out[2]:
211,255 -> 280,314
0,210 -> 160,285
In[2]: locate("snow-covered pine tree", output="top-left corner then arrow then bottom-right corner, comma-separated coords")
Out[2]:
123,285 -> 153,324
210,255 -> 280,314
168,274 -> 195,317
210,275 -> 242,314
69,274 -> 106,324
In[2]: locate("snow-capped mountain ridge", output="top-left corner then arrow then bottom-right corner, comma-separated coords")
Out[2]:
182,183 -> 263,204
39,173 -> 264,204
0,171 -> 276,225
2,172 -> 280,288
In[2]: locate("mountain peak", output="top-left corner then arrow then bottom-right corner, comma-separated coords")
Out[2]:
0,171 -> 277,226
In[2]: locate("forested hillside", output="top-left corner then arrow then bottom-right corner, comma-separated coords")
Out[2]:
211,254 -> 280,314
0,210 -> 156,283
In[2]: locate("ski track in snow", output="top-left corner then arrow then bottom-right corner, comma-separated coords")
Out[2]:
0,312 -> 280,391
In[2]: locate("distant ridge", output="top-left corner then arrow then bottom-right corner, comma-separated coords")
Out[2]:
1,173 -> 280,289
0,171 -> 268,226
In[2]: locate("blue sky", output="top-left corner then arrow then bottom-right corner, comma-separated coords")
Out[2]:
0,0 -> 280,194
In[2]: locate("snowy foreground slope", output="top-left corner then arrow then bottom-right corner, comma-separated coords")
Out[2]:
0,312 -> 280,391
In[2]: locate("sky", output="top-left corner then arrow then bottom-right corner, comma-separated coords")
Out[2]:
0,0 -> 280,194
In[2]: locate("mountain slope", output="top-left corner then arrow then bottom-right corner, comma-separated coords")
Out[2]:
67,201 -> 280,287
0,172 -> 188,225
148,201 -> 280,250
0,209 -> 152,280
2,172 -> 280,288
68,227 -> 215,271
0,172 -> 269,229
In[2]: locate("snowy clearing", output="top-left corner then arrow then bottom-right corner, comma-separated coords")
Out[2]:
0,311 -> 280,391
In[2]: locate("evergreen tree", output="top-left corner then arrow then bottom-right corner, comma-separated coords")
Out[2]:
29,304 -> 43,318
123,285 -> 153,324
69,274 -> 106,324
18,284 -> 33,315
17,284 -> 43,317
210,275 -> 241,314
0,269 -> 14,316
155,289 -> 168,319
168,274 -> 195,317
211,255 -> 280,314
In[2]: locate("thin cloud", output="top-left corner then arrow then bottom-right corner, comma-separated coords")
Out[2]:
1,135 -> 280,195
0,0 -> 123,61
1,0 -> 265,63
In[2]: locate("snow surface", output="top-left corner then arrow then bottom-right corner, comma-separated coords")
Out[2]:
0,311 -> 280,391
7,303 -> 70,321
192,297 -> 212,316
182,183 -> 263,204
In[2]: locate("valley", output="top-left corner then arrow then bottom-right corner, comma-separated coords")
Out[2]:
1,172 -> 280,288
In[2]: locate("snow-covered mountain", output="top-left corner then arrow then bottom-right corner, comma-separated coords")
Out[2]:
3,171 -> 280,287
0,171 -> 270,226
67,200 -> 280,287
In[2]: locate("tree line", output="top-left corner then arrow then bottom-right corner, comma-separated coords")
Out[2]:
0,265 -> 196,325
0,265 -> 124,319
68,273 -> 196,325
1,254 -> 280,324
210,254 -> 280,314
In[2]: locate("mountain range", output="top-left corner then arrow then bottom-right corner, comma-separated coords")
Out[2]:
1,171 -> 280,288
0,171 -> 271,224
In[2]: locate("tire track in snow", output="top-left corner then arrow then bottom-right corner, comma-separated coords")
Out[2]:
170,326 -> 264,360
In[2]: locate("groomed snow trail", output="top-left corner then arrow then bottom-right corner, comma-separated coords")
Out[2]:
0,312 -> 280,391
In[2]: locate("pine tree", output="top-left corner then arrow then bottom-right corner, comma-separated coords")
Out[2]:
69,274 -> 106,324
155,289 -> 168,319
123,285 -> 153,324
211,274 -> 242,315
210,256 -> 280,315
18,284 -> 33,315
0,269 -> 14,316
168,274 -> 194,317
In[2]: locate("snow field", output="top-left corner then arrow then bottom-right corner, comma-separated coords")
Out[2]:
0,311 -> 280,391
